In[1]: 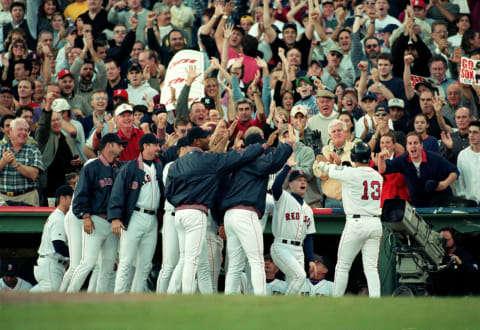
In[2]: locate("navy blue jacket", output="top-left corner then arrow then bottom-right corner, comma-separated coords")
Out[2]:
220,143 -> 293,217
384,150 -> 459,207
73,154 -> 122,219
166,144 -> 265,208
107,155 -> 165,229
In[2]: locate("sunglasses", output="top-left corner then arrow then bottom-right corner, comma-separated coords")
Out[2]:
365,44 -> 378,49
330,52 -> 343,58
13,44 -> 25,49
376,112 -> 388,117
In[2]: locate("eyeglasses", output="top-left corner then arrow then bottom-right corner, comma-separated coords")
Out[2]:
114,30 -> 127,34
376,112 -> 388,117
13,44 -> 25,49
366,44 -> 378,49
330,52 -> 343,58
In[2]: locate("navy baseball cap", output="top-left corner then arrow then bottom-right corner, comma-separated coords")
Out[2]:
283,22 -> 297,32
99,133 -> 128,150
201,96 -> 216,110
128,63 -> 142,73
187,126 -> 212,143
0,86 -> 12,94
361,91 -> 378,102
3,261 -> 17,276
55,185 -> 74,199
375,103 -> 389,114
176,136 -> 190,149
314,254 -> 331,271
139,133 -> 161,149
289,170 -> 308,182
153,103 -> 167,114
381,24 -> 398,34
244,133 -> 265,146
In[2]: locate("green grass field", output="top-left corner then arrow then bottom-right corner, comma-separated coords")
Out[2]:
1,293 -> 480,330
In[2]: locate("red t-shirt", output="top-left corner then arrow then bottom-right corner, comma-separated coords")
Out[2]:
228,47 -> 260,84
92,127 -> 144,161
232,113 -> 267,140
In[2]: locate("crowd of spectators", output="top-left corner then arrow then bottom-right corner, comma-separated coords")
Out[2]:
0,0 -> 479,297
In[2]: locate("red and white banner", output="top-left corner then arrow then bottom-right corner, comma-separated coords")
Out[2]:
410,74 -> 428,89
160,50 -> 205,111
459,57 -> 480,86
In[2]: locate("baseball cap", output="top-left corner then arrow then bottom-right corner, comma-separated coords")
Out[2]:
51,98 -> 71,112
381,24 -> 398,34
283,22 -> 297,32
55,185 -> 74,199
139,133 -> 160,149
289,170 -> 308,182
375,103 -> 389,114
329,44 -> 344,56
113,89 -> 129,101
115,103 -> 134,116
322,0 -> 333,4
201,96 -> 216,110
316,89 -> 335,99
412,0 -> 426,9
153,103 -> 167,114
388,98 -> 405,109
0,86 -> 12,94
3,262 -> 17,276
342,87 -> 358,98
414,80 -> 434,91
314,254 -> 331,271
99,133 -> 128,150
291,105 -> 308,118
128,63 -> 142,73
176,136 -> 190,149
57,69 -> 73,80
187,126 -> 211,143
361,91 -> 378,102
26,52 -> 40,64
244,133 -> 266,146
296,76 -> 312,88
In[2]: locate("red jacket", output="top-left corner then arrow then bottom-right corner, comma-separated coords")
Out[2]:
370,156 -> 410,207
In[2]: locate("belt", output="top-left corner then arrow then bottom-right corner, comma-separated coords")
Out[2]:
281,239 -> 302,246
39,255 -> 68,266
135,207 -> 156,215
176,204 -> 208,215
93,213 -> 107,220
228,205 -> 261,218
351,214 -> 380,219
0,187 -> 36,197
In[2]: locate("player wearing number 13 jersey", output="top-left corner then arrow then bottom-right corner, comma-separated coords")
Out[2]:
316,142 -> 383,298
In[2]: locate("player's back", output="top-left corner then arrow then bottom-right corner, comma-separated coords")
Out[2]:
329,166 -> 383,216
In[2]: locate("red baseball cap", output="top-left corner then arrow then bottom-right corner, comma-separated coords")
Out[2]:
57,69 -> 73,80
411,0 -> 426,9
113,89 -> 128,101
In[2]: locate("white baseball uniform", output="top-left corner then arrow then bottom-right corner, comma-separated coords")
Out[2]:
301,278 -> 334,296
206,213 -> 224,293
0,277 -> 32,291
31,208 -> 68,292
156,162 -> 179,293
328,165 -> 383,298
266,278 -> 287,295
270,190 -> 315,295
59,207 -> 82,292
114,161 -> 160,293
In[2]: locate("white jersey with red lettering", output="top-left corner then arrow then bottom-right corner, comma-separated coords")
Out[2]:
328,165 -> 383,216
272,191 -> 315,241
266,278 -> 287,295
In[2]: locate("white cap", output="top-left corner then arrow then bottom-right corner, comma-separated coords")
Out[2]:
51,98 -> 71,112
290,105 -> 308,118
388,98 -> 405,109
115,103 -> 133,116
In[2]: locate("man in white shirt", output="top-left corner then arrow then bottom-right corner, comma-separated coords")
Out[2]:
457,121 -> 480,204
126,64 -> 158,107
0,261 -> 32,291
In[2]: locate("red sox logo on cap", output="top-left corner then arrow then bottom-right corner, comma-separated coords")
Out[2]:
411,0 -> 426,9
57,69 -> 72,80
114,89 -> 129,101
7,264 -> 13,271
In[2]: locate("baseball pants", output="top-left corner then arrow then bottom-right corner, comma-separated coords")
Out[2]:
173,209 -> 212,294
224,209 -> 266,296
271,239 -> 306,295
333,216 -> 382,298
59,210 -> 82,292
206,214 -> 224,293
156,210 -> 179,293
31,255 -> 66,292
115,210 -> 158,293
67,215 -> 119,293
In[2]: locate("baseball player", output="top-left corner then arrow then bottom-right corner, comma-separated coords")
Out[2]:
265,254 -> 287,296
157,137 -> 190,294
270,157 -> 316,295
31,185 -> 74,292
0,262 -> 33,291
108,134 -> 165,293
221,132 -> 294,296
166,127 -> 266,294
315,142 -> 383,298
301,255 -> 334,296
67,133 -> 126,293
